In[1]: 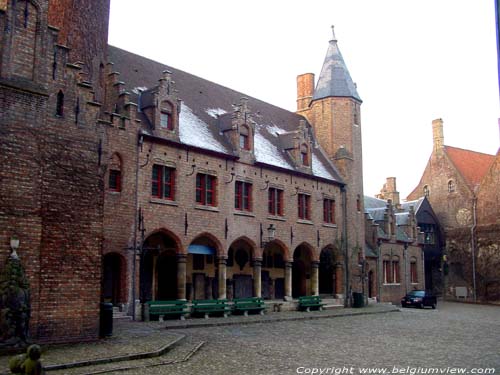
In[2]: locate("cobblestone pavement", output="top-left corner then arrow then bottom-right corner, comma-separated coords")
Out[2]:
120,302 -> 500,375
2,302 -> 499,374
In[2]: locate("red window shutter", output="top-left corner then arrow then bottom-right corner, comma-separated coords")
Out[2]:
268,189 -> 274,214
235,181 -> 241,209
277,190 -> 283,216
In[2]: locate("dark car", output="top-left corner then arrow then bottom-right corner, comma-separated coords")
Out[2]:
401,290 -> 437,309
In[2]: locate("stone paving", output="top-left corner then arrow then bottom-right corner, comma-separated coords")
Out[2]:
2,302 -> 499,374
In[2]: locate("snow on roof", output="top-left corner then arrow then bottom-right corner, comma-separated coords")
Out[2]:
311,153 -> 335,180
266,123 -> 288,137
132,86 -> 148,94
254,125 -> 293,169
179,104 -> 228,153
205,108 -> 227,118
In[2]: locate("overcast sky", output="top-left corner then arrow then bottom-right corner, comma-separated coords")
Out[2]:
108,0 -> 499,199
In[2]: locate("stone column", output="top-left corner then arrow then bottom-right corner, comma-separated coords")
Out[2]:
311,261 -> 319,296
176,254 -> 187,300
217,257 -> 227,300
284,261 -> 293,300
253,259 -> 262,297
335,263 -> 343,297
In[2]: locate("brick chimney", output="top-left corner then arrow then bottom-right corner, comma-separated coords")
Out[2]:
432,118 -> 444,154
296,73 -> 314,112
376,177 -> 400,206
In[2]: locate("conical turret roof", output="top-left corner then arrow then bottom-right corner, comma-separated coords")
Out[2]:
313,26 -> 362,102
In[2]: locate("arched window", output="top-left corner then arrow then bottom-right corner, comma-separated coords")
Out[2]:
160,101 -> 173,130
423,185 -> 430,197
56,90 -> 64,116
108,153 -> 122,192
448,180 -> 455,193
239,125 -> 250,150
392,256 -> 400,284
300,143 -> 309,166
410,257 -> 418,283
382,255 -> 391,284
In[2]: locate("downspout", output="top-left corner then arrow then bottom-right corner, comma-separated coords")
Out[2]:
341,185 -> 350,307
131,132 -> 143,320
471,194 -> 477,303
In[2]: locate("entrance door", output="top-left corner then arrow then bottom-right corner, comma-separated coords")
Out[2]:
262,271 -> 271,299
292,260 -> 306,297
274,278 -> 284,299
157,253 -> 177,300
193,273 -> 206,300
233,274 -> 253,298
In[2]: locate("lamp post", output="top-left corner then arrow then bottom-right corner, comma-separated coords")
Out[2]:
10,236 -> 20,259
261,223 -> 276,248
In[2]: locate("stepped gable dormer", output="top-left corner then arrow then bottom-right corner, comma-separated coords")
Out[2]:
278,119 -> 313,172
139,70 -> 181,140
218,97 -> 255,162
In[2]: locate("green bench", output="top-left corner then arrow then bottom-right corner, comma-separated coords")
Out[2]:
191,299 -> 231,318
147,300 -> 189,321
232,297 -> 266,316
298,295 -> 325,312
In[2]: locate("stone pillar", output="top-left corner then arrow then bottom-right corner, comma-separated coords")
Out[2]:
335,263 -> 343,297
284,261 -> 293,300
176,254 -> 187,300
217,257 -> 227,300
311,261 -> 319,296
253,259 -> 262,297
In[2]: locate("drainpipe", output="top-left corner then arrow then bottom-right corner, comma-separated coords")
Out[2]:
377,239 -> 382,303
341,185 -> 350,307
471,194 -> 477,303
131,132 -> 143,320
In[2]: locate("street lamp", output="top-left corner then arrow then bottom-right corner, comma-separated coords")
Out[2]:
261,224 -> 276,248
10,236 -> 20,259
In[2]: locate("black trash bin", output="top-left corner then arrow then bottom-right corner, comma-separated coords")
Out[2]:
352,292 -> 364,308
99,302 -> 113,337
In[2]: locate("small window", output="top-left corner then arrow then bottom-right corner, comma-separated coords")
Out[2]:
235,181 -> 252,211
410,258 -> 418,283
323,198 -> 335,224
56,90 -> 64,116
392,256 -> 400,284
356,195 -> 361,212
196,173 -> 217,206
448,180 -> 455,193
423,185 -> 430,197
109,170 -> 121,192
160,101 -> 174,130
298,193 -> 311,220
239,125 -> 250,150
152,164 -> 175,200
268,188 -> 284,216
383,259 -> 392,284
300,143 -> 309,166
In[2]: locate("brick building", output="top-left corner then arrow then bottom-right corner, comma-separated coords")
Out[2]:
364,193 -> 426,304
0,1 -> 367,343
407,119 -> 500,301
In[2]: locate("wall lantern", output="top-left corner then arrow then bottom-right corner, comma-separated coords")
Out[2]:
10,236 -> 20,259
261,224 -> 276,248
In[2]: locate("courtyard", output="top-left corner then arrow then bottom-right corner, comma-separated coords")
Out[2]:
27,301 -> 499,374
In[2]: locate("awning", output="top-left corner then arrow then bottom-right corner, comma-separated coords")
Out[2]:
188,244 -> 215,255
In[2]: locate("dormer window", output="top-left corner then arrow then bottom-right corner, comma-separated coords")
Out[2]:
423,185 -> 430,197
448,180 -> 455,193
239,125 -> 250,150
300,143 -> 309,166
160,101 -> 173,130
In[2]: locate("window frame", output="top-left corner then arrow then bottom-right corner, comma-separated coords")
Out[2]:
235,180 -> 253,211
108,169 -> 121,192
152,164 -> 175,200
196,173 -> 217,206
298,193 -> 311,220
410,260 -> 418,283
268,187 -> 284,216
323,198 -> 336,224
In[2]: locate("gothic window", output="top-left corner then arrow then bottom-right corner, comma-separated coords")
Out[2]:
235,181 -> 252,211
108,153 -> 122,192
300,143 -> 309,166
196,173 -> 217,206
268,188 -> 283,216
448,180 -> 455,193
152,164 -> 175,200
298,193 -> 311,220
239,125 -> 250,150
56,90 -> 64,116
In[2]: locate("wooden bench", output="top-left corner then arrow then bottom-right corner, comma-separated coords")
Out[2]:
232,297 -> 266,316
298,295 -> 325,312
147,300 -> 189,321
191,299 -> 231,318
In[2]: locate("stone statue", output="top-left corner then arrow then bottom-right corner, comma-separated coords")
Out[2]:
0,254 -> 31,348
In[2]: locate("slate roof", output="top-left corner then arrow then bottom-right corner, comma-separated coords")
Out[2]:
313,29 -> 362,102
444,146 -> 495,190
108,46 -> 344,184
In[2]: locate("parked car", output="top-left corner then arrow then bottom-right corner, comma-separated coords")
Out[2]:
401,290 -> 437,309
